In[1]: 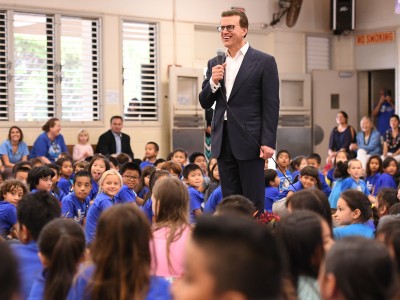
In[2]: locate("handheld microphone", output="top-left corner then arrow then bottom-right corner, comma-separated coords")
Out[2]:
216,48 -> 225,65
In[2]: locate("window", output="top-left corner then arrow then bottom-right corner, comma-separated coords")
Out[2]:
306,36 -> 330,73
122,21 -> 158,121
0,10 -> 100,122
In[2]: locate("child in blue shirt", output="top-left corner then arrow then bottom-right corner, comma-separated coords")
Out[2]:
10,191 -> 60,299
88,154 -> 110,201
307,153 -> 331,197
46,163 -> 65,201
0,179 -> 28,239
326,150 -> 349,187
140,141 -> 159,169
290,156 -> 307,183
373,156 -> 398,196
56,157 -> 74,196
137,165 -> 155,199
275,150 -> 292,195
333,190 -> 375,239
365,155 -> 382,193
27,166 -> 55,193
203,185 -> 223,214
340,159 -> 372,200
85,169 -> 122,245
328,161 -> 350,209
61,170 -> 92,225
285,166 -> 321,199
115,162 -> 141,205
264,169 -> 280,212
183,163 -> 204,223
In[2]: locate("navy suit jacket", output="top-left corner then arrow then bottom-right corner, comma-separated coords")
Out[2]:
95,130 -> 134,159
199,46 -> 280,160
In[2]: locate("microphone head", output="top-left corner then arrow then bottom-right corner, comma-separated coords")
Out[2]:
216,48 -> 225,65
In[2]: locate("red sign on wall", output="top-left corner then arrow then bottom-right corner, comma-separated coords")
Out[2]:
356,31 -> 395,45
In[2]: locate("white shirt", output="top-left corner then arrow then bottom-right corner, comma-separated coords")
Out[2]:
210,42 -> 249,119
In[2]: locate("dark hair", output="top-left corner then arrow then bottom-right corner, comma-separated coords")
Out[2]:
290,156 -> 306,172
389,202 -> 400,215
276,149 -> 290,160
8,126 -> 24,142
55,157 -> 73,169
208,162 -> 219,183
382,156 -> 398,171
182,163 -> 203,179
366,155 -> 383,176
110,115 -> 123,123
12,161 -> 32,175
27,166 -> 55,191
106,155 -> 118,168
0,179 -> 28,200
264,169 -> 278,187
154,158 -> 166,168
221,9 -> 249,37
377,188 -> 399,215
172,148 -> 188,159
38,219 -> 85,300
189,152 -> 205,164
42,118 -> 59,132
116,153 -> 131,165
145,169 -> 170,202
376,219 -> 400,273
146,141 -> 159,152
286,189 -> 333,229
88,154 -> 110,173
333,161 -> 350,179
338,110 -> 349,122
14,166 -> 31,177
193,215 -> 282,298
89,204 -> 151,299
17,191 -> 61,241
307,153 -> 322,165
390,114 -> 400,122
0,243 -> 20,300
323,237 -> 396,300
216,195 -> 256,218
46,163 -> 60,175
119,162 -> 141,177
299,166 -> 322,189
73,170 -> 92,184
275,210 -> 325,288
340,190 -> 374,223
136,166 -> 156,195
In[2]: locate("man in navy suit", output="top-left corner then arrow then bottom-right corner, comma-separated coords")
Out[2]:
199,9 -> 280,212
96,116 -> 134,159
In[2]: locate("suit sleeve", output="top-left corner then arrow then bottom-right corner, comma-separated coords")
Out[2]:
123,134 -> 134,159
96,133 -> 109,155
261,56 -> 280,148
199,58 -> 220,110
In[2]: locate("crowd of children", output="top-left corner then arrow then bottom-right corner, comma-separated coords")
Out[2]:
1,135 -> 400,300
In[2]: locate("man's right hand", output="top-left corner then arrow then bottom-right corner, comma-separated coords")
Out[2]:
212,63 -> 226,85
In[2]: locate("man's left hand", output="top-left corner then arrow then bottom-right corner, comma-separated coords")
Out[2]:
260,145 -> 274,159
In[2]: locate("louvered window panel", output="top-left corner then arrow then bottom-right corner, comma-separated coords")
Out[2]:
122,21 -> 158,121
306,36 -> 330,73
0,11 -> 8,120
60,16 -> 100,121
13,13 -> 55,121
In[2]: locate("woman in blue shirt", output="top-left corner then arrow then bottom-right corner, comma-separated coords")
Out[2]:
0,126 -> 29,169
29,118 -> 68,164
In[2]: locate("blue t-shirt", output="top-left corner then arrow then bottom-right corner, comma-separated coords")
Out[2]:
264,186 -> 280,213
0,201 -> 17,237
327,168 -> 336,186
376,101 -> 395,136
141,198 -> 153,223
188,186 -> 204,223
276,170 -> 292,193
0,140 -> 29,163
29,132 -> 67,163
67,265 -> 172,300
11,241 -> 42,299
365,173 -> 381,194
138,186 -> 150,199
115,184 -> 137,204
61,192 -> 90,225
340,177 -> 370,196
328,178 -> 343,209
319,171 -> 331,197
204,186 -> 223,214
333,223 -> 374,239
57,177 -> 72,197
88,179 -> 99,200
140,161 -> 154,169
85,192 -> 115,245
28,270 -> 47,300
280,181 -> 303,199
373,173 -> 397,196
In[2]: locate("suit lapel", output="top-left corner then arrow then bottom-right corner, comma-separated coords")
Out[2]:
228,47 -> 257,102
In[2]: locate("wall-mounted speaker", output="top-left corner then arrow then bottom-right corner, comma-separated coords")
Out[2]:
331,0 -> 355,35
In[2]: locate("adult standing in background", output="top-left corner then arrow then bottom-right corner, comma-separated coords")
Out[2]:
29,118 -> 68,164
372,89 -> 395,136
199,9 -> 280,213
0,126 -> 29,168
96,115 -> 134,159
349,116 -> 381,170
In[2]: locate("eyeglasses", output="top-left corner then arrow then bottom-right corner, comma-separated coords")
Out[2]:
123,175 -> 139,180
217,25 -> 235,32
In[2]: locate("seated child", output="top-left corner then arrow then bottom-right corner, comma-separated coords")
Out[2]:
27,166 -> 55,193
215,195 -> 256,218
285,166 -> 321,199
13,166 -> 30,185
114,162 -> 140,205
275,150 -> 292,196
365,155 -> 382,194
290,155 -> 307,183
307,153 -> 331,197
182,163 -> 204,223
46,163 -> 65,201
264,169 -> 280,213
140,141 -> 159,169
373,157 -> 398,196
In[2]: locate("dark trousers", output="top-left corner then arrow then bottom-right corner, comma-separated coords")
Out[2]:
218,122 -> 265,213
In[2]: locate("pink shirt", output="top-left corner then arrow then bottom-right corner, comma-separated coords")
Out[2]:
150,225 -> 191,278
73,143 -> 93,162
